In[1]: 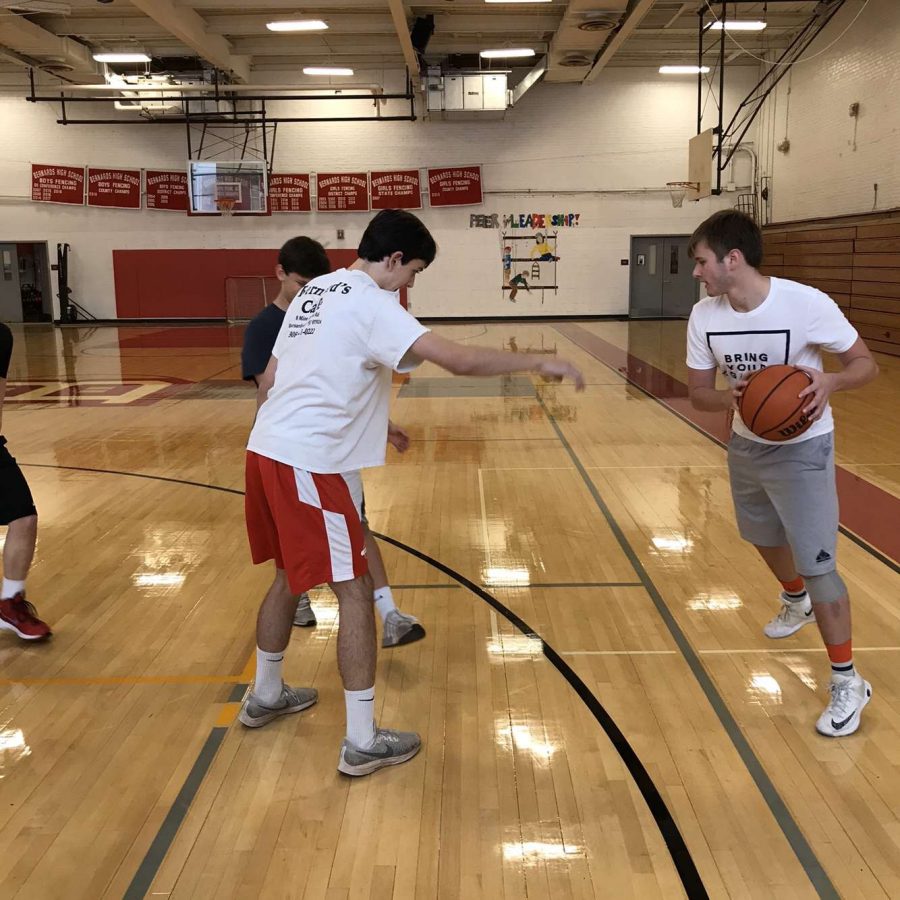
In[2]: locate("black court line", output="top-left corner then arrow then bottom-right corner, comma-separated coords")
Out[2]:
22,462 -> 245,496
534,394 -> 839,900
25,462 -> 708,897
373,531 -> 708,898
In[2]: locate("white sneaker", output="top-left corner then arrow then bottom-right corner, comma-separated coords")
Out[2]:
381,609 -> 426,648
337,728 -> 421,777
293,593 -> 317,627
238,684 -> 318,728
816,674 -> 871,737
763,593 -> 815,639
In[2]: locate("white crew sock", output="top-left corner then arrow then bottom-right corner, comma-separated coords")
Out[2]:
254,647 -> 285,706
1,578 -> 25,600
373,586 -> 397,623
344,686 -> 377,749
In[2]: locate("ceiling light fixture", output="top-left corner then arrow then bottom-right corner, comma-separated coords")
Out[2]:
480,48 -> 536,59
303,66 -> 354,76
267,20 -> 328,32
93,52 -> 151,63
708,20 -> 767,31
659,65 -> 710,74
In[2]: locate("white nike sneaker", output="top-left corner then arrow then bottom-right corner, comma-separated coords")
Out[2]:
816,674 -> 871,737
763,592 -> 815,639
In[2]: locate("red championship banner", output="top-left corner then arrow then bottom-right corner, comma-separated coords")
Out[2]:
87,167 -> 142,209
270,174 -> 312,212
316,172 -> 369,212
370,169 -> 421,210
427,165 -> 483,207
145,170 -> 189,211
31,164 -> 85,205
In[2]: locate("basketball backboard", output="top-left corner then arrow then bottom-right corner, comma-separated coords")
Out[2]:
688,129 -> 714,200
188,160 -> 268,215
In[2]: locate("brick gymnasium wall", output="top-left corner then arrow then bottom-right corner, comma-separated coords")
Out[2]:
761,210 -> 900,358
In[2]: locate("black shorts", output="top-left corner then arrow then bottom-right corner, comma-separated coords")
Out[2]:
0,436 -> 37,525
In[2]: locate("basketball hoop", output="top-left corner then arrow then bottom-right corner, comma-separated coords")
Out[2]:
666,181 -> 699,208
215,197 -> 237,216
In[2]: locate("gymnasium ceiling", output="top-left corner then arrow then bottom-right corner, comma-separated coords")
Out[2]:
0,1 -> 832,87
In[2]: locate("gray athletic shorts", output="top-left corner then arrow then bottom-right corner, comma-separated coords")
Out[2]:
727,432 -> 838,576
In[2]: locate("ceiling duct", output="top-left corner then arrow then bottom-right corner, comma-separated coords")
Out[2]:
577,14 -> 619,32
558,54 -> 592,67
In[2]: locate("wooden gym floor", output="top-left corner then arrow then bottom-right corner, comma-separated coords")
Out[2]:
1,320 -> 898,899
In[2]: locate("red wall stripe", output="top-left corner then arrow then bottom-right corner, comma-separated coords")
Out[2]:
113,248 -> 364,318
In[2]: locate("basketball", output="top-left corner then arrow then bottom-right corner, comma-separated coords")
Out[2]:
739,365 -> 814,442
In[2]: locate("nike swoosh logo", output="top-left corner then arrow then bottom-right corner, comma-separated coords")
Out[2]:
831,710 -> 857,730
804,610 -> 813,617
351,743 -> 393,758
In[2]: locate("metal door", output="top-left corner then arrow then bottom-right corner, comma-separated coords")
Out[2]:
629,235 -> 699,319
661,236 -> 699,317
0,244 -> 22,322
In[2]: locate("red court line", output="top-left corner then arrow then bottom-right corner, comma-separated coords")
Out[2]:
555,322 -> 900,566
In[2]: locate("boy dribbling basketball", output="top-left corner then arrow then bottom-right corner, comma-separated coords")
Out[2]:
685,210 -> 879,737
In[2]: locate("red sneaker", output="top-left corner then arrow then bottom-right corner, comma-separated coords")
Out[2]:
0,593 -> 52,640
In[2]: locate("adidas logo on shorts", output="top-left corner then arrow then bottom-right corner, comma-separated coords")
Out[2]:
815,549 -> 832,563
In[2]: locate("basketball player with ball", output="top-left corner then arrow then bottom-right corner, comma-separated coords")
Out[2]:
685,210 -> 879,737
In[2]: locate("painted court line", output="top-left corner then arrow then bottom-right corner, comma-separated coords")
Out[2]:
562,647 -> 900,657
123,726 -> 230,900
536,393 -> 839,900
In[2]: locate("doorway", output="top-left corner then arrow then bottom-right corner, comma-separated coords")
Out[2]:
629,235 -> 699,318
0,243 -> 53,323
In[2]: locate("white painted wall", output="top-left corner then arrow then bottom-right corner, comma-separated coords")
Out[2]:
0,66 -> 756,319
756,0 -> 900,223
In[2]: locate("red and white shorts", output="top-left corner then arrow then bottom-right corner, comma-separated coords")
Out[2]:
245,451 -> 368,594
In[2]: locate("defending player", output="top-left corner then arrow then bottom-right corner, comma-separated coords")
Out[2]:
241,210 -> 584,775
241,236 -> 425,646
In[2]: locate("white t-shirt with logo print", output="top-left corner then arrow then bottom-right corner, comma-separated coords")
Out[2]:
686,277 -> 858,444
248,268 -> 429,473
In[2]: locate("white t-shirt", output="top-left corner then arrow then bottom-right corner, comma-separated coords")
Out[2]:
686,277 -> 858,444
248,268 -> 429,472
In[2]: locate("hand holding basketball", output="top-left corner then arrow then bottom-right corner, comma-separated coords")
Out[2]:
731,378 -> 749,413
795,366 -> 836,422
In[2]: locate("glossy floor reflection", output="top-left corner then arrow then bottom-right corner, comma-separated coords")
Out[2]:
0,320 -> 897,899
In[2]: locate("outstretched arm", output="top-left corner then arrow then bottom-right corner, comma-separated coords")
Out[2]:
405,332 -> 585,389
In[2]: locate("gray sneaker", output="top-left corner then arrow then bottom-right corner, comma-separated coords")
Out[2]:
337,728 -> 422,777
382,609 -> 426,648
238,684 -> 318,728
293,593 -> 317,627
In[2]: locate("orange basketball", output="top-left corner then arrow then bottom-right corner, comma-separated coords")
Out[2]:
738,364 -> 814,442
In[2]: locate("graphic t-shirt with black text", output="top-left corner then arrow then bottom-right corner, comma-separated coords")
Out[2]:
686,277 -> 858,444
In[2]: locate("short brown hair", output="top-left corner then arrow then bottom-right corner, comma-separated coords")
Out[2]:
688,210 -> 763,268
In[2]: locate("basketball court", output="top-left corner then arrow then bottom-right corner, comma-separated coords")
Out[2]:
0,1 -> 898,898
